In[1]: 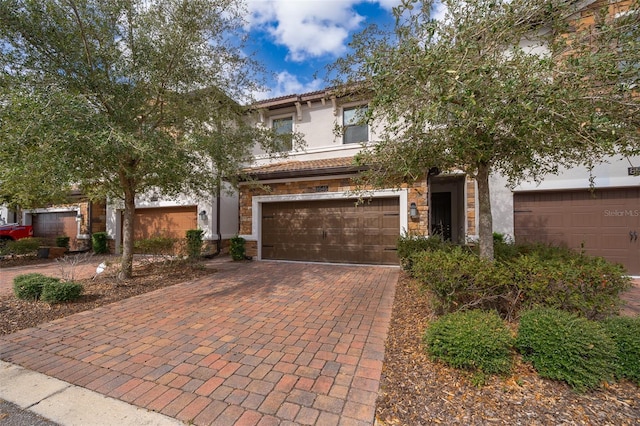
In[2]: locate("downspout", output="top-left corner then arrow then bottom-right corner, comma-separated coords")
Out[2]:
208,174 -> 222,257
216,185 -> 222,256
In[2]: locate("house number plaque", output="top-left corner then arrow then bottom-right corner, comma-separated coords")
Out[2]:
629,167 -> 640,176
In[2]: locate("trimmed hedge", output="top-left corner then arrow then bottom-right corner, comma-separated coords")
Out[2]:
411,246 -> 514,315
40,281 -> 83,303
424,309 -> 514,376
516,308 -> 617,391
405,242 -> 631,320
601,316 -> 640,385
13,273 -> 61,300
511,253 -> 630,319
134,236 -> 176,256
55,236 -> 70,250
92,232 -> 109,254
2,237 -> 41,255
186,229 -> 204,259
397,234 -> 455,271
230,236 -> 246,261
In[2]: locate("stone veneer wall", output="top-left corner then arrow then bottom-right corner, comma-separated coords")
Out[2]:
239,175 -> 430,258
466,176 -> 476,237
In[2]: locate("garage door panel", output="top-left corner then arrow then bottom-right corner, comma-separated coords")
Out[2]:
262,197 -> 400,265
32,212 -> 78,247
515,189 -> 640,275
133,206 -> 196,240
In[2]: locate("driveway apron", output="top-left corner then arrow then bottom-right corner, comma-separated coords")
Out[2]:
0,261 -> 398,425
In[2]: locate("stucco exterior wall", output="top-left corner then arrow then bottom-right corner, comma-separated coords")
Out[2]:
252,98 -> 382,161
105,186 -> 239,254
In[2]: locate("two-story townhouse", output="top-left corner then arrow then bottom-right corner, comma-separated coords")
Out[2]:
500,0 -> 640,275
237,90 -> 483,265
238,86 -> 639,274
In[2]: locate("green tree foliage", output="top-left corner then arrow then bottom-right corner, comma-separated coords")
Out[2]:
333,0 -> 640,259
0,0 -> 284,277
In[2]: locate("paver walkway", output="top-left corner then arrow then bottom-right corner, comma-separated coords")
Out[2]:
621,278 -> 640,317
0,261 -> 398,425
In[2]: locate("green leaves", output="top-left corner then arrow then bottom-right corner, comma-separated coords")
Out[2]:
0,0 -> 265,277
334,0 -> 639,259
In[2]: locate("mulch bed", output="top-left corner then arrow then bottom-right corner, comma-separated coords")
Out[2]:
375,273 -> 640,425
0,259 -> 216,336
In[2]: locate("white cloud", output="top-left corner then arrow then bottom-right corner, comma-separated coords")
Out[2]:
253,71 -> 324,100
375,0 -> 401,10
246,0 -> 398,62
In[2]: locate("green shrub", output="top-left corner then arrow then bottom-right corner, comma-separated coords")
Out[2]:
424,310 -> 514,376
41,281 -> 83,303
13,273 -> 60,300
411,246 -> 514,315
134,236 -> 176,256
230,236 -> 246,261
92,232 -> 109,254
492,233 -> 518,261
396,233 -> 455,271
55,236 -> 70,250
512,253 -> 631,319
515,242 -> 575,261
4,237 -> 41,255
601,316 -> 640,385
516,308 -> 617,391
186,229 -> 204,259
411,241 -> 630,320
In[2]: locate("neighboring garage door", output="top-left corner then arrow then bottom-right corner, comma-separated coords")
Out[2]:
32,211 -> 77,245
262,197 -> 399,265
132,206 -> 197,240
514,188 -> 640,275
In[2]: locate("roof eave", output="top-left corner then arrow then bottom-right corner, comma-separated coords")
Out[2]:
242,164 -> 369,182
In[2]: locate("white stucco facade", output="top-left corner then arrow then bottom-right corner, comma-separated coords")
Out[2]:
105,185 -> 238,254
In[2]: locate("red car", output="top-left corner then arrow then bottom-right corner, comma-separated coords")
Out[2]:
0,223 -> 34,243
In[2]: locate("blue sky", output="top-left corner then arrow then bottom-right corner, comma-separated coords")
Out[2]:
244,0 -> 401,100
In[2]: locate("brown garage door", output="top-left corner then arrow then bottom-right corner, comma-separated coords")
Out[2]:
32,212 -> 77,246
262,197 -> 399,265
514,188 -> 640,275
132,206 -> 197,240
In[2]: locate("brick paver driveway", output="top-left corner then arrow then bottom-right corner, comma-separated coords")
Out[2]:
0,260 -> 398,425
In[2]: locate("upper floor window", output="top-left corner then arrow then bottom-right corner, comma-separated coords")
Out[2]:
272,116 -> 293,152
343,106 -> 368,144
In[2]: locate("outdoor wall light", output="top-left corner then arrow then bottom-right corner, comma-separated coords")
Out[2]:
409,202 -> 419,219
75,212 -> 83,222
199,210 -> 208,221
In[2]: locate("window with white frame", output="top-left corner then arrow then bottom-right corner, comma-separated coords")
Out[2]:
272,116 -> 293,152
343,105 -> 368,144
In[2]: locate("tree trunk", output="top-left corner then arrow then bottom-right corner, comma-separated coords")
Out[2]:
476,161 -> 494,260
121,188 -> 135,279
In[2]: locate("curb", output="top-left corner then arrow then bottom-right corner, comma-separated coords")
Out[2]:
0,361 -> 181,426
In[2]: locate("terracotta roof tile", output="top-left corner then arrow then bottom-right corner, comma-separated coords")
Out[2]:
244,157 -> 359,178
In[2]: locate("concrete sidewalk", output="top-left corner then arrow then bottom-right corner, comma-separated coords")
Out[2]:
0,361 -> 179,425
0,260 -> 399,425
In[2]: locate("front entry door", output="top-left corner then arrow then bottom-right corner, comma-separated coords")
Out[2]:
431,192 -> 452,241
